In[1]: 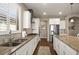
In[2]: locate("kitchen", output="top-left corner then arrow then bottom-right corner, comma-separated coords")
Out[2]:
0,3 -> 79,55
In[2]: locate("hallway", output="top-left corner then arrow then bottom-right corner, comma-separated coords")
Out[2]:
33,38 -> 57,55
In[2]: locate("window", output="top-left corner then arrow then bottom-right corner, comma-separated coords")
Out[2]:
0,14 -> 8,31
9,4 -> 21,32
0,3 -> 21,33
0,3 -> 8,32
9,17 -> 17,31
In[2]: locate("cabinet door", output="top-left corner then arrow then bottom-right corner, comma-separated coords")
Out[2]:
32,18 -> 40,34
23,11 -> 31,28
33,36 -> 38,52
16,43 -> 29,55
63,44 -> 77,55
56,39 -> 61,54
53,36 -> 77,55
16,47 -> 25,55
53,36 -> 66,55
53,36 -> 58,52
27,36 -> 39,55
59,40 -> 65,55
27,40 -> 34,55
53,36 -> 60,54
60,41 -> 77,55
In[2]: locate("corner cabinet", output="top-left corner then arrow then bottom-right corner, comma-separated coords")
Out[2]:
23,11 -> 31,28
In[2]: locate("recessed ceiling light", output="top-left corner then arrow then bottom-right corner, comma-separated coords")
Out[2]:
43,12 -> 47,15
59,11 -> 62,15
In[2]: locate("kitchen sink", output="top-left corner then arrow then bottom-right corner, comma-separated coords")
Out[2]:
0,42 -> 21,47
0,39 -> 27,47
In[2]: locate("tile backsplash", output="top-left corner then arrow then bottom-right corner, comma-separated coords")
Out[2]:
0,33 -> 21,44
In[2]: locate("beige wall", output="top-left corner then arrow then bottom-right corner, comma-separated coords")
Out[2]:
18,3 -> 28,31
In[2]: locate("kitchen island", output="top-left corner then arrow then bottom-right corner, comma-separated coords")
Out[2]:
53,35 -> 79,55
0,34 -> 40,55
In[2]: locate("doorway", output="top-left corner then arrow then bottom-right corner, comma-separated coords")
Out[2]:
40,21 -> 48,40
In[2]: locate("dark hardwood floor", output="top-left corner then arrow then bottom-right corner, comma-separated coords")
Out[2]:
33,38 -> 57,55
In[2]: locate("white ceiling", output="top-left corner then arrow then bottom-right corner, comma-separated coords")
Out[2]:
24,3 -> 79,18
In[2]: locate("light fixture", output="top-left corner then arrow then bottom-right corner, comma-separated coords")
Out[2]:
59,11 -> 62,15
43,12 -> 47,15
70,19 -> 74,22
70,3 -> 74,22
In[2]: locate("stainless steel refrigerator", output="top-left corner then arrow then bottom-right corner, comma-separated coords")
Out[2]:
49,24 -> 59,43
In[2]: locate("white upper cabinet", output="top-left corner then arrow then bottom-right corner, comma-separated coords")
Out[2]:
60,20 -> 65,29
32,18 -> 40,34
23,11 -> 31,28
49,18 -> 60,25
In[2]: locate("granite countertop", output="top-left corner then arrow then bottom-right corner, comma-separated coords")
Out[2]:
55,35 -> 79,52
0,34 -> 38,55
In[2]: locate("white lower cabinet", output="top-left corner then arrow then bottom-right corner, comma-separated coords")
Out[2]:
11,35 -> 39,55
16,43 -> 29,55
28,40 -> 34,55
62,43 -> 77,55
59,41 -> 65,55
53,36 -> 77,55
53,36 -> 60,54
